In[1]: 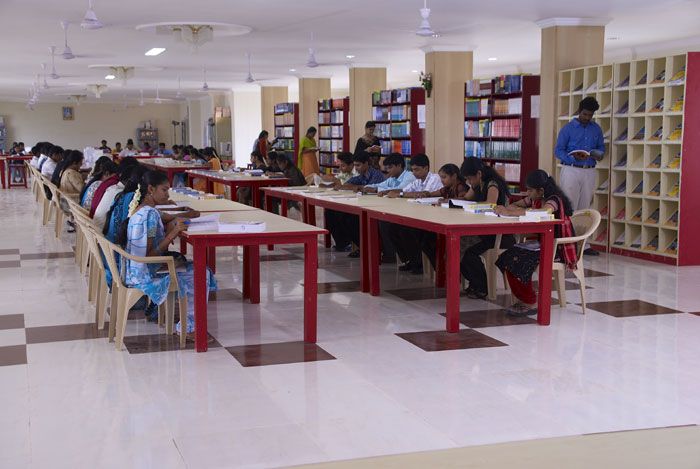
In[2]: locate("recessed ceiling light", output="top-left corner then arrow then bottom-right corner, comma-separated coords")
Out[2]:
289,68 -> 296,72
145,47 -> 166,56
104,74 -> 116,80
607,36 -> 621,41
431,33 -> 440,38
411,70 -> 419,73
346,55 -> 355,59
487,57 -> 498,61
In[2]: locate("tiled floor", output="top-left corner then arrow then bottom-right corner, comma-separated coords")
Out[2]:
2,188 -> 700,468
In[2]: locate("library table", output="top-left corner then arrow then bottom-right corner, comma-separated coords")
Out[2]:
0,156 -> 32,188
261,186 -> 333,248
186,169 -> 289,208
141,159 -> 209,186
180,209 -> 327,352
365,203 -> 561,329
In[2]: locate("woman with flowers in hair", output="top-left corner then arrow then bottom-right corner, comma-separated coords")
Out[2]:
117,170 -> 215,338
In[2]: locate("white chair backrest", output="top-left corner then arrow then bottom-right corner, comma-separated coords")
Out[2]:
571,209 -> 601,241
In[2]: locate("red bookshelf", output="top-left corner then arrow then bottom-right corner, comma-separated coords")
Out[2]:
371,87 -> 425,162
317,97 -> 350,174
273,102 -> 299,166
464,75 -> 540,191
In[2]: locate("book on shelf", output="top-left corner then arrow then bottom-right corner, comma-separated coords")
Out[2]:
464,120 -> 490,137
652,70 -> 666,84
572,83 -> 583,92
600,102 -> 612,114
492,97 -> 522,115
632,126 -> 646,140
615,154 -> 627,168
615,129 -> 629,142
601,77 -> 613,90
614,181 -> 626,194
670,97 -> 684,112
665,210 -> 679,227
599,206 -> 609,217
391,104 -> 411,120
390,122 -> 411,138
668,68 -> 686,86
618,76 -> 630,87
632,181 -> 644,194
490,119 -> 521,138
274,102 -> 295,114
595,229 -> 608,243
637,73 -> 647,86
465,98 -> 489,117
615,208 -> 626,220
667,153 -> 681,169
464,140 -> 487,158
597,180 -> 610,191
665,239 -> 678,255
631,208 -> 643,222
667,183 -> 680,198
648,153 -> 662,168
648,181 -> 661,196
466,79 -> 489,97
613,233 -> 625,245
649,98 -> 664,112
616,101 -> 629,114
631,235 -> 642,249
645,236 -> 659,251
649,127 -> 663,141
646,208 -> 660,224
668,123 -> 683,140
494,75 -> 523,94
585,82 -> 598,93
635,101 -> 646,113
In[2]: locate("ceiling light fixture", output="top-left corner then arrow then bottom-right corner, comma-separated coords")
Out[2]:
104,74 -> 115,80
145,47 -> 166,56
109,66 -> 134,86
80,0 -> 103,30
289,68 -> 296,72
87,84 -> 107,98
488,57 -> 498,61
346,55 -> 355,59
607,36 -> 620,41
415,0 -> 436,37
411,70 -> 419,73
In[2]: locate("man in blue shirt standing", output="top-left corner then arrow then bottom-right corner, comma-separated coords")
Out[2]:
555,96 -> 605,256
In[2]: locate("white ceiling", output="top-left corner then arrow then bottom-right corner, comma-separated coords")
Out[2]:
1,0 -> 700,104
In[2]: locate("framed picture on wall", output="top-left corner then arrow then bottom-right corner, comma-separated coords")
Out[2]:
62,106 -> 74,121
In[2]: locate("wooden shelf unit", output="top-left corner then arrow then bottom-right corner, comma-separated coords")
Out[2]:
371,87 -> 425,162
558,53 -> 700,266
464,75 -> 540,192
317,97 -> 350,174
273,102 -> 299,165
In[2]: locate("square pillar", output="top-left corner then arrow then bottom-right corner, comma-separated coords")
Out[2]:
349,67 -> 387,144
298,78 -> 331,137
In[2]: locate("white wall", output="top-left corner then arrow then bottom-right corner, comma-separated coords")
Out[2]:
0,101 -> 181,150
231,90 -> 262,167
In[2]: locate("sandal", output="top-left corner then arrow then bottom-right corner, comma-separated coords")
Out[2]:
506,303 -> 538,317
465,288 -> 487,300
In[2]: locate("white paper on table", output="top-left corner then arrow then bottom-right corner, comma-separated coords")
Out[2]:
186,222 -> 219,233
218,221 -> 266,233
188,213 -> 222,224
155,204 -> 180,209
440,199 -> 475,208
407,197 -> 441,205
175,201 -> 191,207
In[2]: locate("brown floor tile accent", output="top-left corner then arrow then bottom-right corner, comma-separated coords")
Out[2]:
314,281 -> 362,294
127,310 -> 146,320
226,341 -> 335,367
396,329 -> 508,352
532,280 -> 593,291
0,249 -> 20,255
25,323 -> 109,344
0,260 -> 21,268
439,309 -> 537,328
0,345 -> 27,366
567,269 -> 612,279
386,287 -> 467,301
20,252 -> 74,260
260,254 -> 302,262
587,300 -> 683,318
210,288 -> 243,301
0,314 -> 25,330
690,312 -> 700,317
124,333 -> 221,354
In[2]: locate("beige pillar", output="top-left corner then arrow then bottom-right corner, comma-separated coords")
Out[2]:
260,86 -> 288,134
537,18 -> 607,173
424,48 -> 473,169
349,67 -> 387,144
298,78 -> 331,136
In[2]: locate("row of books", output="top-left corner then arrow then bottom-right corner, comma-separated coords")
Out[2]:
614,123 -> 683,142
274,114 -> 295,126
614,97 -> 683,115
319,140 -> 343,152
492,119 -> 521,138
274,103 -> 295,114
614,207 -> 679,226
371,88 -> 412,105
389,122 -> 411,138
380,139 -> 411,155
494,75 -> 523,94
318,99 -> 346,111
319,153 -> 340,167
617,68 -> 685,88
465,120 -> 490,138
275,139 -> 294,151
609,180 -> 680,198
465,79 -> 490,97
319,126 -> 344,139
372,105 -> 413,121
493,98 -> 523,115
465,98 -> 490,117
493,162 -> 521,183
274,127 -> 294,138
612,232 -> 678,255
465,98 -> 523,117
464,141 -> 522,160
581,78 -> 613,93
318,110 -> 344,124
372,106 -> 390,121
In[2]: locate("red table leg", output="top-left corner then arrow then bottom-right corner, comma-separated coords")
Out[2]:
242,245 -> 250,300
266,193 -> 275,251
192,242 -> 209,352
252,184 -> 261,208
1,160 -> 7,189
304,237 -> 318,343
249,245 -> 260,304
444,232 -> 461,332
368,215 -> 381,296
169,170 -> 176,187
360,211 -> 370,293
307,203 -> 317,226
207,247 -> 216,274
206,178 -> 213,194
537,227 -> 555,326
281,198 -> 288,217
179,238 -> 187,256
435,234 -> 446,288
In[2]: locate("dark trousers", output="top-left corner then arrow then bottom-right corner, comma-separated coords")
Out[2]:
389,224 -> 435,268
460,235 -> 515,294
325,210 -> 354,249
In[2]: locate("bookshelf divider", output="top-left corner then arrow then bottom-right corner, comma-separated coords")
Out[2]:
371,87 -> 425,165
317,97 -> 350,174
273,102 -> 299,166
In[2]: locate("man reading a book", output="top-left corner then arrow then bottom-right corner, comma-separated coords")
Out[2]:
555,96 -> 605,256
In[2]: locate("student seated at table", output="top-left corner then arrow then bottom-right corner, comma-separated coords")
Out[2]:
458,157 -> 515,299
192,147 -> 224,195
98,140 -> 111,153
155,142 -> 172,156
114,142 -> 123,154
30,142 -> 48,168
325,153 -> 385,257
89,160 -> 121,218
80,156 -> 116,209
93,158 -> 140,229
384,154 -> 443,273
321,152 -> 355,188
361,153 -> 415,194
53,150 -> 85,232
273,152 -> 307,186
117,170 -> 215,336
119,139 -> 138,157
40,145 -> 63,178
237,150 -> 269,205
495,170 -> 577,317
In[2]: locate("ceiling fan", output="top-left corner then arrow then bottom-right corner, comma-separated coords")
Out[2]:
200,67 -> 209,91
415,0 -> 435,37
245,52 -> 255,83
80,0 -> 103,30
306,32 -> 319,68
49,46 -> 60,79
60,21 -> 76,59
86,84 -> 107,98
40,64 -> 50,89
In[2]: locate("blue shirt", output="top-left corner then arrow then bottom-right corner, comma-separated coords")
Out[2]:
366,169 -> 416,191
555,118 -> 605,166
347,167 -> 385,186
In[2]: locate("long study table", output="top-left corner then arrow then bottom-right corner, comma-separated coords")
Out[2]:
141,159 -> 209,186
186,169 -> 289,208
